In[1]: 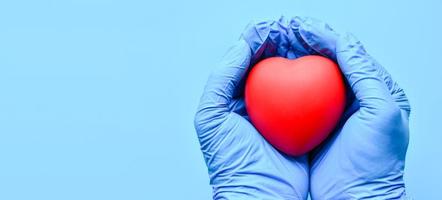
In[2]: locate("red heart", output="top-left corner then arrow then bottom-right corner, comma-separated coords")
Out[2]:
245,55 -> 346,156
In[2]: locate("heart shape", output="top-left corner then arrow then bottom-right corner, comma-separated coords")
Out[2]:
245,55 -> 346,156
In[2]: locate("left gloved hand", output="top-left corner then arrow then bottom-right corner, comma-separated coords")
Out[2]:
194,17 -> 316,199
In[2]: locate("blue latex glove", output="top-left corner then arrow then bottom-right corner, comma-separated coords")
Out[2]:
194,17 -> 315,199
297,18 -> 411,199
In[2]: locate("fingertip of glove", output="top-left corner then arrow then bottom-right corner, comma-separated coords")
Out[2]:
297,19 -> 340,59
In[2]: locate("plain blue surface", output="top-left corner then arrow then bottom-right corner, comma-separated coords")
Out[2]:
0,0 -> 440,199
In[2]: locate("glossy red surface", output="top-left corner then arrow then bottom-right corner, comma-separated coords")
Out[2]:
245,56 -> 346,156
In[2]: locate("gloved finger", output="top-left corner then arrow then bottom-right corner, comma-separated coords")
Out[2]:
241,16 -> 316,66
369,57 -> 411,116
298,18 -> 410,116
336,33 -> 398,112
194,39 -> 252,133
297,17 -> 339,60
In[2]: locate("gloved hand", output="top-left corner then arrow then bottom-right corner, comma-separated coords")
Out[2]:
297,18 -> 411,199
194,17 -> 316,199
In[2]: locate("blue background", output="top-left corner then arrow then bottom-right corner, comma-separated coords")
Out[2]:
0,0 -> 440,199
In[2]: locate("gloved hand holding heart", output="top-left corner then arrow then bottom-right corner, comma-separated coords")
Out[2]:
245,55 -> 346,156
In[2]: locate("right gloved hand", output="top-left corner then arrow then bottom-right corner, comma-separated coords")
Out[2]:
297,18 -> 411,199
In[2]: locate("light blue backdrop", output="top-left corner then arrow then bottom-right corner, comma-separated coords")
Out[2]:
0,0 -> 440,199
